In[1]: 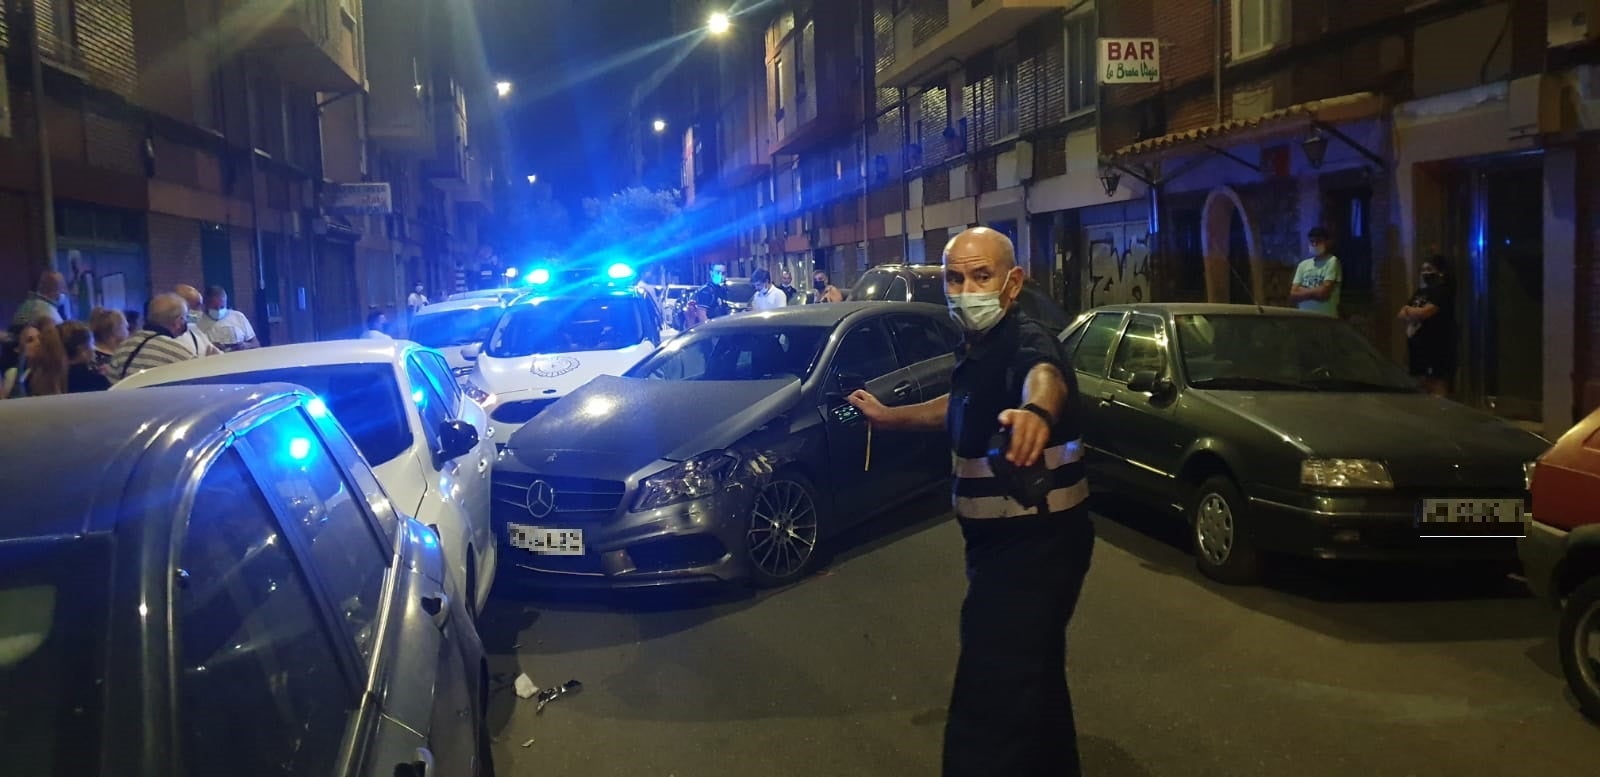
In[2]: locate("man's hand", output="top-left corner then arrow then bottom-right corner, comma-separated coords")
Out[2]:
847,389 -> 892,427
998,408 -> 1051,467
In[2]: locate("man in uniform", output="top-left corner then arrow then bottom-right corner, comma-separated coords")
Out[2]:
847,226 -> 1092,777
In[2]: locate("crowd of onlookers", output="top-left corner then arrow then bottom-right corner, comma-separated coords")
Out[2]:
1,270 -> 262,398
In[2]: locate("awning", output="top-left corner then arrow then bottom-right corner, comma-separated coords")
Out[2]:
1108,92 -> 1387,161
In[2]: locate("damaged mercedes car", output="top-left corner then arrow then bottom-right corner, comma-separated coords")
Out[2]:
490,301 -> 961,587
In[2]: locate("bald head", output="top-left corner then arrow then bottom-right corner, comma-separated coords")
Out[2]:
147,293 -> 189,334
37,271 -> 64,297
944,227 -> 1016,273
942,226 -> 1023,310
174,284 -> 203,309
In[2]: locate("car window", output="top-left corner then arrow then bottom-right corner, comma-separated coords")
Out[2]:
488,295 -> 648,357
418,351 -> 462,417
1070,312 -> 1124,377
848,269 -> 894,302
631,327 -> 828,381
888,315 -> 954,365
832,320 -> 900,382
175,448 -> 356,777
911,274 -> 947,305
243,409 -> 389,664
304,398 -> 401,545
408,305 -> 502,349
886,275 -> 910,301
1109,315 -> 1167,383
156,364 -> 412,466
405,357 -> 450,454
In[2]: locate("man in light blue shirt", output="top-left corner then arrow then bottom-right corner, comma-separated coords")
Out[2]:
1289,227 -> 1341,316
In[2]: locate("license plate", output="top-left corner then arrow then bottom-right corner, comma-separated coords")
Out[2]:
1417,498 -> 1528,537
508,523 -> 585,555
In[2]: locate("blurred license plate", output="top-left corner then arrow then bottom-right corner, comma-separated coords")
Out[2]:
1417,498 -> 1527,537
508,523 -> 585,555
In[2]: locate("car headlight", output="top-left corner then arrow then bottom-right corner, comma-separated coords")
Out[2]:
1524,461 -> 1537,491
1300,458 -> 1394,490
463,381 -> 492,404
633,452 -> 740,511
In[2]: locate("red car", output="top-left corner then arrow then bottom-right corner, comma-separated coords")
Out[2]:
1523,407 -> 1600,720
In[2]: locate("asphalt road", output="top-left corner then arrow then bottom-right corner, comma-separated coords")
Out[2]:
480,495 -> 1600,777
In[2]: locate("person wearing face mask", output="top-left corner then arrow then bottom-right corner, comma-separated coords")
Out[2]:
1398,255 -> 1457,397
195,286 -> 259,351
1288,227 -> 1342,316
777,270 -> 800,304
845,226 -> 1091,777
811,270 -> 843,303
749,268 -> 788,311
693,264 -> 732,319
109,293 -> 203,382
172,285 -> 223,356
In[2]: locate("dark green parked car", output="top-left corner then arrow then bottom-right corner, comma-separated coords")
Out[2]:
1059,303 -> 1548,584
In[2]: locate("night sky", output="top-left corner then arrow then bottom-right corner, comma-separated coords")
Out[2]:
474,0 -> 676,209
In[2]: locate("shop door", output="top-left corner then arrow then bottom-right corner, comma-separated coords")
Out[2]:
317,240 -> 361,340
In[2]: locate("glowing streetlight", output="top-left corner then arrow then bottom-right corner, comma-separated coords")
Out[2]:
708,11 -> 731,35
495,81 -> 513,98
652,118 -> 667,133
526,173 -> 538,184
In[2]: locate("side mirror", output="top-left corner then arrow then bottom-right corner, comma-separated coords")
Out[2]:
833,372 -> 867,397
1128,370 -> 1176,398
438,419 -> 479,460
460,343 -> 483,361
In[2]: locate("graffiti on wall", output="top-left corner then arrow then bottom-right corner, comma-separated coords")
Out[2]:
1084,221 -> 1152,308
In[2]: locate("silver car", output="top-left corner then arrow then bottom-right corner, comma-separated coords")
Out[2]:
0,385 -> 491,777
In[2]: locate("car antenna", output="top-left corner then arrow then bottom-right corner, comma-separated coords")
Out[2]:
1223,259 -> 1266,313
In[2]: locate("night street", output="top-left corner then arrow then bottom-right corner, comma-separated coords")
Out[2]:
483,495 -> 1600,777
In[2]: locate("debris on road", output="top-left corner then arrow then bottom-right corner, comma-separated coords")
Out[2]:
514,673 -> 538,699
536,679 -> 584,714
520,738 -> 536,748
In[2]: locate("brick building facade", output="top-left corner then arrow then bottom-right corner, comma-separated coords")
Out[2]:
1,0 -> 502,341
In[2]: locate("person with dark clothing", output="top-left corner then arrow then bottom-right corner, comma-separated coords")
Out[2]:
59,321 -> 111,393
1398,255 -> 1457,397
847,226 -> 1092,777
777,270 -> 800,304
694,264 -> 731,319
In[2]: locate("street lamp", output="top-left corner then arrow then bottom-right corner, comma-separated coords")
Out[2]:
708,11 -> 731,35
526,173 -> 538,184
1099,167 -> 1121,197
652,118 -> 667,133
495,81 -> 513,98
1301,129 -> 1329,169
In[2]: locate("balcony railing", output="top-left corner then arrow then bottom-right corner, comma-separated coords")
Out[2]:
877,0 -> 1057,87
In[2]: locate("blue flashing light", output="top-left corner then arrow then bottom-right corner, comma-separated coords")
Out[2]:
306,397 -> 329,419
288,437 -> 312,461
607,262 -> 635,280
527,268 -> 552,285
412,388 -> 426,406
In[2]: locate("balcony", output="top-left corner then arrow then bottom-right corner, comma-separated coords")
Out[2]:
365,0 -> 435,154
876,0 -> 1059,88
235,0 -> 363,91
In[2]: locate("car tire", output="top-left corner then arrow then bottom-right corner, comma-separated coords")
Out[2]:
742,471 -> 825,588
1189,475 -> 1262,585
1558,575 -> 1600,722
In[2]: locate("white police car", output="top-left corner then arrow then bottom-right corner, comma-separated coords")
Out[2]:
464,278 -> 676,447
410,296 -> 513,380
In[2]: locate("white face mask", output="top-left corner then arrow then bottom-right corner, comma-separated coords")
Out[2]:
207,307 -> 227,320
948,276 -> 1013,333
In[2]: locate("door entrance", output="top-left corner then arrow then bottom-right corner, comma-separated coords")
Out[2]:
1443,157 -> 1545,421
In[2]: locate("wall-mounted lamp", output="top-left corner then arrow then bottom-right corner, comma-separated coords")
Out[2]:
1099,168 -> 1122,197
1301,130 -> 1329,170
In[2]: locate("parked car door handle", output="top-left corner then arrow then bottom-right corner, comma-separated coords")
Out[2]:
892,381 -> 914,399
421,591 -> 451,630
395,747 -> 436,777
1099,393 -> 1116,407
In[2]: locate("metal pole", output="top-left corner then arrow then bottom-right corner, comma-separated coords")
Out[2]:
16,0 -> 58,270
1213,0 -> 1223,123
899,86 -> 911,263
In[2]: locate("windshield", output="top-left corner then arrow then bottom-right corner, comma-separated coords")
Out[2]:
850,270 -> 896,301
157,364 -> 413,464
410,306 -> 503,349
1,536 -> 110,777
1175,313 -> 1417,392
488,296 -> 649,357
627,327 -> 829,381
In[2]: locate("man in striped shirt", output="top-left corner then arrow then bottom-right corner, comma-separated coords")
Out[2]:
848,226 -> 1091,777
109,293 -> 201,382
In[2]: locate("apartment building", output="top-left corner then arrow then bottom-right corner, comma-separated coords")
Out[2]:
0,0 -> 500,340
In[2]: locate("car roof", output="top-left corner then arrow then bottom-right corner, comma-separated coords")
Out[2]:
1083,302 -> 1332,319
0,383 -> 307,540
505,286 -> 650,308
694,300 -> 944,330
416,297 -> 506,315
862,264 -> 944,276
112,339 -> 419,390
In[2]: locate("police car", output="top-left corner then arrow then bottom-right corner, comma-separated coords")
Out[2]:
410,295 -> 514,380
463,270 -> 676,447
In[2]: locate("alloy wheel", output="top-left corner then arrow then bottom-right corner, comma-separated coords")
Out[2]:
1577,599 -> 1600,701
746,479 -> 820,580
1195,492 -> 1235,566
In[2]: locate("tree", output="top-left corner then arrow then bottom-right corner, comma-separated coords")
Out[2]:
508,183 -> 574,258
579,186 -> 685,251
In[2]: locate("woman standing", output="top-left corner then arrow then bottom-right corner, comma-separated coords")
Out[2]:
89,307 -> 129,376
61,321 -> 112,393
1398,256 -> 1457,397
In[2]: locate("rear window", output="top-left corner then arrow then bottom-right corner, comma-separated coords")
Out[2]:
155,364 -> 412,466
1,536 -> 111,777
849,270 -> 896,302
